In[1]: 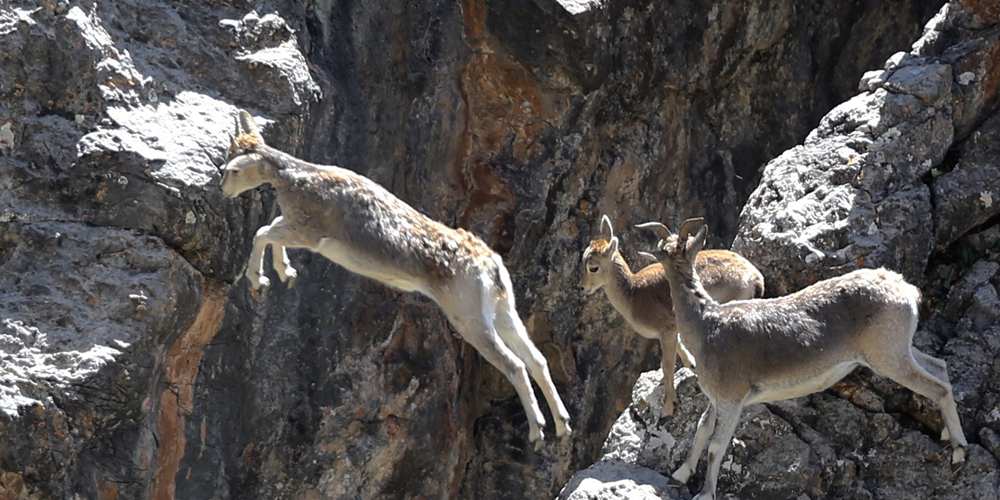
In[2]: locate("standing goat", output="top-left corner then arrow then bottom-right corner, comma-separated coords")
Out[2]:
636,218 -> 968,500
220,111 -> 571,447
580,215 -> 763,415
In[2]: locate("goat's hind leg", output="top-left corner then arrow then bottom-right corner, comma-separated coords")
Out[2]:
495,301 -> 572,438
912,350 -> 955,441
875,348 -> 968,463
461,319 -> 548,449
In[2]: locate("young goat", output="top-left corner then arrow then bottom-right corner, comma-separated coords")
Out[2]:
220,111 -> 571,448
636,218 -> 967,500
580,215 -> 763,415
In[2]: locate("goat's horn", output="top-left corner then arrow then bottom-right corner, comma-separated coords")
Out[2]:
635,221 -> 672,239
600,214 -> 614,240
678,217 -> 706,241
238,110 -> 264,142
637,251 -> 658,261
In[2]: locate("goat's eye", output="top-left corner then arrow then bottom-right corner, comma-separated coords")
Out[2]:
588,265 -> 599,273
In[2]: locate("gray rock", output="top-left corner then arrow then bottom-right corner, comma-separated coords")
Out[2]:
567,2 -> 1000,500
932,113 -> 1000,250
0,0 -> 967,499
557,461 -> 680,500
734,0 -> 1000,295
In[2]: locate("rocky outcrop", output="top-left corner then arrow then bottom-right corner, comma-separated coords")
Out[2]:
562,366 -> 1000,499
0,0 -> 967,499
733,0 -> 1000,294
0,2 -> 312,499
563,1 -> 1000,499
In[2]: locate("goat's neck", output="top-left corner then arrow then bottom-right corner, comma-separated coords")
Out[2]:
604,253 -> 639,315
662,261 -> 717,356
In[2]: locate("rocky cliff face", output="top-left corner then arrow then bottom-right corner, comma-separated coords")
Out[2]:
561,1 -> 1000,499
0,0 -> 984,499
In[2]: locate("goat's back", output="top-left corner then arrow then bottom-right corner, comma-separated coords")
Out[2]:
697,250 -> 764,301
696,268 -> 919,395
276,163 -> 498,290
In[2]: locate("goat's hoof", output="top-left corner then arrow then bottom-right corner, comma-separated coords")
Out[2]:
246,273 -> 270,290
661,396 -> 676,416
952,446 -> 967,465
557,421 -> 573,438
671,466 -> 691,484
529,428 -> 545,450
279,266 -> 298,283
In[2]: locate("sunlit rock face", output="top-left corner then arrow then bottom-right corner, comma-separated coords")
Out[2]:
0,0 -> 973,499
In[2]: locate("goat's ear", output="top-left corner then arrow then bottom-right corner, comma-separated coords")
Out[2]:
685,225 -> 708,257
678,217 -> 704,240
608,236 -> 619,255
226,133 -> 239,160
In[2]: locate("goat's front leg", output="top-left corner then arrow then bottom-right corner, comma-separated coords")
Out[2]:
246,216 -> 299,290
659,331 -> 680,415
673,404 -> 716,484
271,244 -> 298,286
677,335 -> 697,369
693,402 -> 743,500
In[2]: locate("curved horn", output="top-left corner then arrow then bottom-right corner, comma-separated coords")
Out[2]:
238,110 -> 264,143
678,217 -> 705,241
635,221 -> 672,240
226,114 -> 242,160
600,214 -> 614,240
637,251 -> 658,261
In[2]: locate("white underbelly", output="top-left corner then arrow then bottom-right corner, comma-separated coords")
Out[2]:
748,361 -> 860,404
315,238 -> 427,295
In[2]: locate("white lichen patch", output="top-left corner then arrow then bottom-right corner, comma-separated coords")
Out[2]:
979,191 -> 993,208
0,121 -> 14,154
957,72 -> 976,85
986,406 -> 1000,423
0,318 -> 124,416
555,0 -> 603,15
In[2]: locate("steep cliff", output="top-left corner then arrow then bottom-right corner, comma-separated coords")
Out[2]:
561,1 -> 1000,499
0,0 -> 978,499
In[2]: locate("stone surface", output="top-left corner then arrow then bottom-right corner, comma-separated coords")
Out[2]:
556,461 -> 680,500
563,2 -> 1000,499
1,0 -> 985,499
733,0 -> 1000,295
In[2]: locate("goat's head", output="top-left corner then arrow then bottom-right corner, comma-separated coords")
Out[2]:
636,217 -> 707,273
580,214 -> 622,294
220,111 -> 271,198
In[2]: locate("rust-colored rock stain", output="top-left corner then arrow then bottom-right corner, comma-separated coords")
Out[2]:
960,0 -> 1000,24
97,479 -> 119,500
455,0 -> 561,231
150,284 -> 227,500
